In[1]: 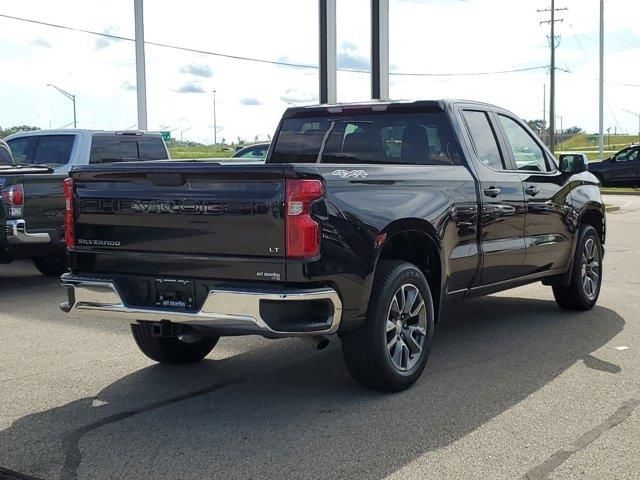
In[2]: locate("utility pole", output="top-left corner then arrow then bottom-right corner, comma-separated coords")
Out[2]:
213,90 -> 217,146
47,84 -> 76,128
538,1 -> 567,154
558,115 -> 563,150
134,0 -> 148,130
542,83 -> 546,145
598,0 -> 604,160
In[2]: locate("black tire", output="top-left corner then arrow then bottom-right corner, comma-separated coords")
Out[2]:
553,225 -> 602,310
131,322 -> 219,364
341,261 -> 435,392
32,254 -> 68,277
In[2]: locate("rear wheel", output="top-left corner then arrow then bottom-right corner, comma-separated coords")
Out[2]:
341,261 -> 435,392
32,254 -> 68,277
131,322 -> 219,364
553,225 -> 602,310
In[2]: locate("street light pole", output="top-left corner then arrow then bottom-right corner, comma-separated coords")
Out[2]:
213,90 -> 217,146
47,84 -> 76,128
180,127 -> 192,142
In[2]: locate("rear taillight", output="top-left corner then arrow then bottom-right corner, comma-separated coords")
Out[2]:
63,177 -> 75,248
1,184 -> 24,217
285,179 -> 324,259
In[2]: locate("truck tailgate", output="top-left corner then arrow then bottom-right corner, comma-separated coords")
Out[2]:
72,163 -> 286,279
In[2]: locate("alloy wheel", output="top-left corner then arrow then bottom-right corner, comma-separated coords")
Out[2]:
386,284 -> 427,372
581,237 -> 600,300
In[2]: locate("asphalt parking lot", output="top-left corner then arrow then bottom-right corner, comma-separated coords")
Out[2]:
1,194 -> 638,480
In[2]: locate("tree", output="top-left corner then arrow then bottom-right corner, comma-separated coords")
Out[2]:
563,126 -> 583,135
0,125 -> 40,138
526,119 -> 546,133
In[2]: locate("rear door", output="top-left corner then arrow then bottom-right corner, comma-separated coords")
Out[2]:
460,108 -> 527,285
494,113 -> 573,275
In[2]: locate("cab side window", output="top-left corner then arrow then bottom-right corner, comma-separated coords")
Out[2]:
462,110 -> 505,170
615,148 -> 638,162
498,115 -> 550,172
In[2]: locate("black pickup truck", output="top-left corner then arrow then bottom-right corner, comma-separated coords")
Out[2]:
60,100 -> 605,391
0,131 -> 170,276
1,139 -> 67,276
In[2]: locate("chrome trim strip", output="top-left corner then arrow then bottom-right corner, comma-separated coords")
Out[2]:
6,219 -> 51,244
60,274 -> 342,337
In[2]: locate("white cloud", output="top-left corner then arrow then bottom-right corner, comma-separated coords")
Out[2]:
30,37 -> 51,48
179,64 -> 213,78
239,98 -> 262,106
175,81 -> 205,94
120,81 -> 136,92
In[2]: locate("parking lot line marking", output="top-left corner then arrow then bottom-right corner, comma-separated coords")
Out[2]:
522,397 -> 640,480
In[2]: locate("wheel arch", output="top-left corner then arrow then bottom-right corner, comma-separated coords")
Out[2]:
370,219 -> 444,320
580,207 -> 605,246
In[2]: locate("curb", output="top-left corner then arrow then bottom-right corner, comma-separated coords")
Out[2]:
601,191 -> 640,196
605,205 -> 620,213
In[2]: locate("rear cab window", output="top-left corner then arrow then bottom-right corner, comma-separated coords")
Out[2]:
7,135 -> 76,167
90,135 -> 168,163
269,109 -> 462,165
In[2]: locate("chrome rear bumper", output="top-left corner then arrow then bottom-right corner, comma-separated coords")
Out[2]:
60,273 -> 342,337
6,219 -> 51,244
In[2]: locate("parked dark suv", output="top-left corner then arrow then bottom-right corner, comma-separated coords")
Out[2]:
589,144 -> 640,186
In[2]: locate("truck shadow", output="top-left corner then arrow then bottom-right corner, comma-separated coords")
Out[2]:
0,296 -> 624,480
0,260 -> 59,294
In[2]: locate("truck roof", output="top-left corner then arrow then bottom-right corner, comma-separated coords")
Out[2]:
4,129 -> 164,140
282,99 -> 507,118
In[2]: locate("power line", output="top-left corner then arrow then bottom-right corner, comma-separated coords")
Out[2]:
0,12 -> 549,77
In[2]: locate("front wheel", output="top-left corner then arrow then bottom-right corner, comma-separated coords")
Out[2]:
553,225 -> 603,310
341,261 -> 435,392
131,322 -> 219,364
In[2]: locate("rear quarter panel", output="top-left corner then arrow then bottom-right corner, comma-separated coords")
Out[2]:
289,164 -> 478,323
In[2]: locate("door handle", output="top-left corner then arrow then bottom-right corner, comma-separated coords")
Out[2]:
484,186 -> 501,198
525,185 -> 539,196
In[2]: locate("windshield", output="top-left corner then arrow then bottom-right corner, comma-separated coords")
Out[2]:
270,110 -> 461,165
7,135 -> 75,167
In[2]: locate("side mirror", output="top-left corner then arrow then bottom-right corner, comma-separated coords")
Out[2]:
559,154 -> 588,174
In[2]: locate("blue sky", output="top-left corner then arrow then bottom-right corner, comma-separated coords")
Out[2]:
0,0 -> 638,144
